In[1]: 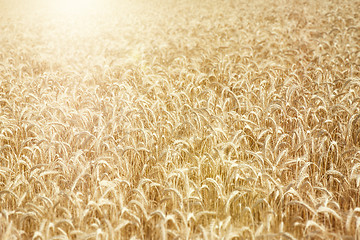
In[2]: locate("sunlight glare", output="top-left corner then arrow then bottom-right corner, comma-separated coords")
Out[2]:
49,0 -> 101,16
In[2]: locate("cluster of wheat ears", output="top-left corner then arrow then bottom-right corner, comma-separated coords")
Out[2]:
0,0 -> 359,239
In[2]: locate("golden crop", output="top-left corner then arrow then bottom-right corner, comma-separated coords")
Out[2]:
0,0 -> 359,239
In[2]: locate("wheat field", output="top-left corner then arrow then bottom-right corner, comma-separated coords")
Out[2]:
0,0 -> 359,239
